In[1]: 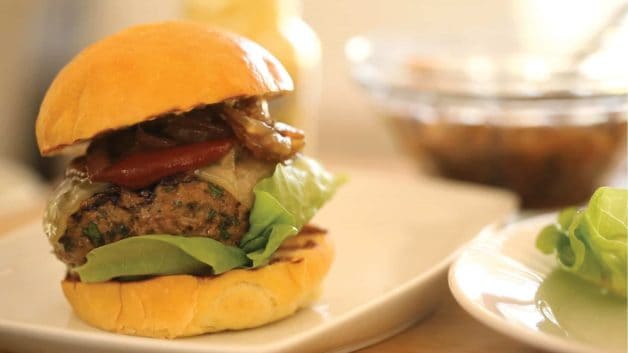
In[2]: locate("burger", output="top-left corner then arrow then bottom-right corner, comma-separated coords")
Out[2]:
35,21 -> 343,338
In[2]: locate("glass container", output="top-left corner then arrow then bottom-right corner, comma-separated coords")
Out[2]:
347,32 -> 627,209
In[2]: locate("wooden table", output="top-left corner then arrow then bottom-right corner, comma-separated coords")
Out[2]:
358,293 -> 546,353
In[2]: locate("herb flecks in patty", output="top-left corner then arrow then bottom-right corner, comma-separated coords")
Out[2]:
207,183 -> 224,199
82,222 -> 104,246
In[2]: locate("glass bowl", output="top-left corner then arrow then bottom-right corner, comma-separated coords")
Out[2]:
347,31 -> 628,209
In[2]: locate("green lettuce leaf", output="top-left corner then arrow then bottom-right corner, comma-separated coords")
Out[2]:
240,155 -> 346,266
74,235 -> 249,283
536,187 -> 627,298
73,154 -> 344,282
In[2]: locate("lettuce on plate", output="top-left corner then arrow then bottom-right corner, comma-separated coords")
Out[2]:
74,155 -> 344,283
536,187 -> 627,298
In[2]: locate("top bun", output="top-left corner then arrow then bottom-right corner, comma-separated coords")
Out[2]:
35,21 -> 293,156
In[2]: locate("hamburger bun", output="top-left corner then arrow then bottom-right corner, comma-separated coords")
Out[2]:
61,228 -> 333,338
36,21 -> 293,156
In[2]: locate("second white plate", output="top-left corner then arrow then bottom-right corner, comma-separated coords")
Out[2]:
0,168 -> 515,353
449,214 -> 627,353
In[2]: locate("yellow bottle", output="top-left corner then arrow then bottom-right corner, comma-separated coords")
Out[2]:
184,0 -> 322,152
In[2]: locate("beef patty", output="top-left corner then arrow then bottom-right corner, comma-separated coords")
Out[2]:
57,173 -> 249,267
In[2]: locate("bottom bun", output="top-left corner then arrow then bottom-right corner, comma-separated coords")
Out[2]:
61,226 -> 333,338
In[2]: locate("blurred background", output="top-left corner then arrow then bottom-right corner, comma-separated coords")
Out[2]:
0,0 -> 627,211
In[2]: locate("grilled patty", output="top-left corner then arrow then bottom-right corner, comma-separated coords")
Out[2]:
56,174 -> 249,267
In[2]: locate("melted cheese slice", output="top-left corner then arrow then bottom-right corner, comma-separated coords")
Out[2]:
44,178 -> 108,251
194,149 -> 275,208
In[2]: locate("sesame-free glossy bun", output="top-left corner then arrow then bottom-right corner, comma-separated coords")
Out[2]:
36,21 -> 293,156
61,229 -> 332,338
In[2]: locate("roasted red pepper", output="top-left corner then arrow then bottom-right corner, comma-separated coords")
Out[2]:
92,139 -> 233,189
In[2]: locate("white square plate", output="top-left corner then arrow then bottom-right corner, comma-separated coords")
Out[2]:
0,168 -> 515,353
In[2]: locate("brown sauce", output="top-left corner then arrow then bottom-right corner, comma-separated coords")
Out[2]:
388,115 -> 627,209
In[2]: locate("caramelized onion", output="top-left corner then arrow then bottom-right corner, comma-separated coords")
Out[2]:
85,139 -> 111,177
275,122 -> 305,152
150,108 -> 234,143
221,99 -> 305,161
135,127 -> 177,149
